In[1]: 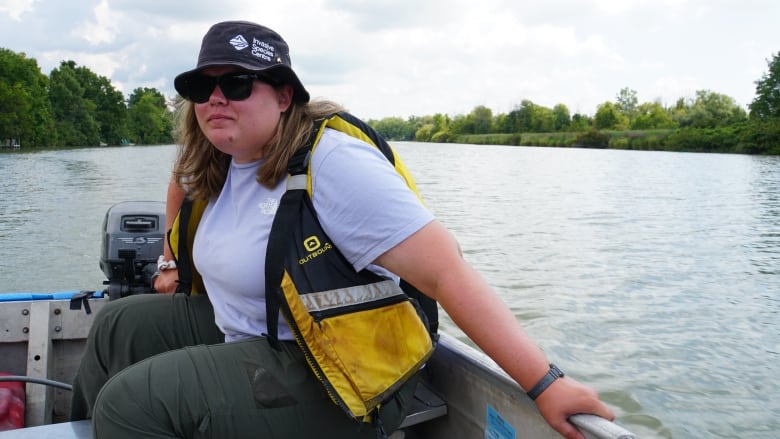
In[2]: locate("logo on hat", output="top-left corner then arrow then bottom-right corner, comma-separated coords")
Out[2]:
229,35 -> 249,51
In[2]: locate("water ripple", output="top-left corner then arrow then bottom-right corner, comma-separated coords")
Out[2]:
2,144 -> 779,438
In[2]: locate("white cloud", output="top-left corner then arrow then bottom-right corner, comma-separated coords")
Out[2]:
1,0 -> 777,118
0,0 -> 37,21
73,0 -> 121,45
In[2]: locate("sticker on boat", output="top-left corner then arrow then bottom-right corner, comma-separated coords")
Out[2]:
486,405 -> 516,439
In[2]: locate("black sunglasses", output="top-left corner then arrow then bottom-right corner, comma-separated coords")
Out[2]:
181,73 -> 277,103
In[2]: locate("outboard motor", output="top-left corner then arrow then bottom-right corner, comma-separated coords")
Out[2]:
99,201 -> 166,299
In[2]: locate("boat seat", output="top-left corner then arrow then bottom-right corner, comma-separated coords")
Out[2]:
398,379 -> 448,428
0,381 -> 446,438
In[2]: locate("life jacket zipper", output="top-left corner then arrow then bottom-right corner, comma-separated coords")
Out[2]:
281,306 -> 359,420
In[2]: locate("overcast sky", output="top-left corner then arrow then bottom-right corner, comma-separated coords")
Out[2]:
1,0 -> 777,120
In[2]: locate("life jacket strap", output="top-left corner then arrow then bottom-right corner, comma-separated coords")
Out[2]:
174,198 -> 194,296
264,181 -> 308,350
287,174 -> 307,191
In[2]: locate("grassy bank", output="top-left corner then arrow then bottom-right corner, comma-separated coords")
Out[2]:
453,122 -> 780,155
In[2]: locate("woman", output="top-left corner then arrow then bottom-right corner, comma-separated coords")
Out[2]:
71,20 -> 614,438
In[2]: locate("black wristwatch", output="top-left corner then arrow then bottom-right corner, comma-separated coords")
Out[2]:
526,364 -> 565,400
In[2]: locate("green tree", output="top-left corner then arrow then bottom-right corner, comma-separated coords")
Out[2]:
0,80 -> 32,145
570,113 -> 592,131
552,103 -> 571,131
415,123 -> 435,141
127,87 -> 173,144
493,113 -> 507,132
496,106 -> 516,133
593,101 -> 628,130
615,87 -> 638,121
49,61 -> 100,146
73,65 -> 129,144
409,115 -> 434,141
669,97 -> 689,125
467,105 -> 493,134
406,115 -> 430,137
517,100 -> 540,132
0,48 -> 54,146
532,105 -> 555,132
430,113 -> 452,142
498,106 -> 519,133
508,100 -> 555,133
630,102 -> 677,130
449,113 -> 471,135
749,52 -> 780,119
678,90 -> 747,128
370,116 -> 415,140
738,119 -> 780,154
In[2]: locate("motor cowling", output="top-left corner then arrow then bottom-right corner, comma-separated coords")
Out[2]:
99,201 -> 166,299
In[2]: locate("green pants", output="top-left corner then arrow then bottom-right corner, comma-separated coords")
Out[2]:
70,293 -> 418,438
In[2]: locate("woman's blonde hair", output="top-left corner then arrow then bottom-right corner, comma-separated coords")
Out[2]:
173,97 -> 346,200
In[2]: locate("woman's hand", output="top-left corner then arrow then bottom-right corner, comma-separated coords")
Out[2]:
535,377 -> 615,439
153,269 -> 179,294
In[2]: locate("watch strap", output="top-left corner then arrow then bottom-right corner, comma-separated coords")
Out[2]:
526,363 -> 564,400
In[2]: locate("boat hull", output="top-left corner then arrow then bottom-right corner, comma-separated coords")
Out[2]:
0,295 -> 635,438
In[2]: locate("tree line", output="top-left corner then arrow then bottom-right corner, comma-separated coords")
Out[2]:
2,46 -> 778,154
0,48 -> 173,147
369,52 -> 780,155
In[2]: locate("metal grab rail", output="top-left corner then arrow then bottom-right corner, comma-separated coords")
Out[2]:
570,414 -> 637,439
0,376 -> 73,391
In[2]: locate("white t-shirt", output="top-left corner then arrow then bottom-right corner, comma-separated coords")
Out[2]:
192,128 -> 434,342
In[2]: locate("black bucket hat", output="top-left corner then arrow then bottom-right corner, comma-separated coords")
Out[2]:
174,21 -> 310,103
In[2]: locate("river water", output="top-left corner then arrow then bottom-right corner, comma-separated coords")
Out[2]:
1,143 -> 778,438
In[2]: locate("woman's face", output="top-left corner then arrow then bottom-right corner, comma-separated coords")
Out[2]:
194,66 -> 293,163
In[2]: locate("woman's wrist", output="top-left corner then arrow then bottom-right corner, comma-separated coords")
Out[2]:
526,364 -> 565,400
157,255 -> 177,271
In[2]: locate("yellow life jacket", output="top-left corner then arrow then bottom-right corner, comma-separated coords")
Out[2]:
169,112 -> 438,423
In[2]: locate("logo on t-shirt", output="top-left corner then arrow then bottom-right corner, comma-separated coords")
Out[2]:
258,198 -> 278,215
